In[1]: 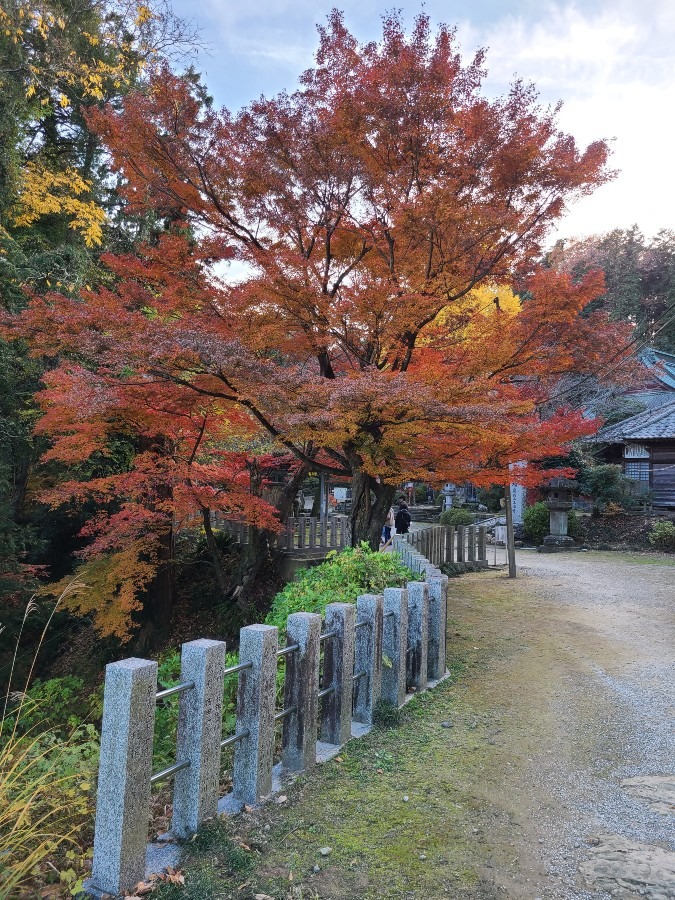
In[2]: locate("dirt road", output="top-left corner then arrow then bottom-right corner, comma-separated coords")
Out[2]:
177,550 -> 675,899
454,550 -> 675,899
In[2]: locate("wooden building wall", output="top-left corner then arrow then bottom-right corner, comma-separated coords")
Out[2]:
652,443 -> 675,508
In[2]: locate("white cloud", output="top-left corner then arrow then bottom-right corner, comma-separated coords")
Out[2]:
177,0 -> 675,242
457,2 -> 675,240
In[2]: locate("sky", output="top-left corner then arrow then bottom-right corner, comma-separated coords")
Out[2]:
169,0 -> 675,244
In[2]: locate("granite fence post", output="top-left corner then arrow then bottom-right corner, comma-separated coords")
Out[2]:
353,594 -> 384,724
406,582 -> 429,692
456,525 -> 466,563
320,602 -> 356,745
427,575 -> 448,681
446,526 -> 455,564
91,658 -> 157,896
172,639 -> 226,839
478,526 -> 487,563
232,624 -> 278,806
382,588 -> 408,707
467,526 -> 476,562
282,612 -> 321,771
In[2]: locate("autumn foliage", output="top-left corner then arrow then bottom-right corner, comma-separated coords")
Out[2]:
5,12 -> 635,636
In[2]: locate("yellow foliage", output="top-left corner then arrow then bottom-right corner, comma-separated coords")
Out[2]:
2,1 -> 153,102
41,542 -> 158,640
418,282 -> 521,347
465,283 -> 522,318
11,161 -> 106,247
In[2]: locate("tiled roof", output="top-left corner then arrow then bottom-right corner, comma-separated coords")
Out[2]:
594,399 -> 675,442
630,391 -> 675,411
640,348 -> 675,390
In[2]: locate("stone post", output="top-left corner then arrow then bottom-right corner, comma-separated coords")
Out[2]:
91,658 -> 157,896
382,587 -> 408,707
406,582 -> 429,692
445,526 -> 455,564
232,624 -> 278,806
320,603 -> 356,745
427,575 -> 448,681
467,526 -> 476,562
172,639 -> 227,839
282,613 -> 321,771
353,594 -> 384,724
456,525 -> 466,563
477,527 -> 487,563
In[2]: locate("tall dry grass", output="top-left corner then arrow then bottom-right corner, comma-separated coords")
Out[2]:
0,581 -> 97,898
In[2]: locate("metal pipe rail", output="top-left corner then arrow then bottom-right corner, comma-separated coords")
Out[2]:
223,660 -> 253,677
277,643 -> 300,658
155,680 -> 195,701
352,670 -> 366,682
151,758 -> 190,786
317,685 -> 335,700
220,728 -> 250,749
319,630 -> 337,643
274,704 -> 298,723
354,620 -> 369,629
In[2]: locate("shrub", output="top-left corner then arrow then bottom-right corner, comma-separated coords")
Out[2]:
523,502 -> 550,546
567,510 -> 583,541
439,508 -> 474,527
578,463 -> 634,510
648,520 -> 675,552
265,544 -> 415,632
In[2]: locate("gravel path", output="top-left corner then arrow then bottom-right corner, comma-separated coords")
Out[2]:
457,550 -> 675,899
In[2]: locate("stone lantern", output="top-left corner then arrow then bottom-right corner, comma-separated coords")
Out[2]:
539,477 -> 578,552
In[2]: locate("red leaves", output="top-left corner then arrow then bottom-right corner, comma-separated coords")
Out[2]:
4,12 -> 639,590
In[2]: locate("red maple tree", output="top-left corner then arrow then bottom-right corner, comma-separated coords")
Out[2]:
6,13 -> 634,632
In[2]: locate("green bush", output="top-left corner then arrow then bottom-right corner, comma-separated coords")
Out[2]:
265,544 -> 415,632
567,510 -> 583,541
648,520 -> 675,552
439,508 -> 474,527
578,463 -> 635,510
523,503 -> 583,545
4,676 -> 96,740
523,502 -> 550,546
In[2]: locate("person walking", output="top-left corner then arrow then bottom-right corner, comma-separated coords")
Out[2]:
382,506 -> 395,544
394,499 -> 411,535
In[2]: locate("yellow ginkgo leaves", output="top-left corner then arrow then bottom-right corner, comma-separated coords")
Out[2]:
11,162 -> 106,247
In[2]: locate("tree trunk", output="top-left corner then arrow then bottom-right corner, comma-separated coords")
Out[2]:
349,468 -> 396,550
202,506 -> 229,600
227,462 -> 311,613
132,520 -> 174,653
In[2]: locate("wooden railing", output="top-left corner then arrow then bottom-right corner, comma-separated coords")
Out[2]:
217,514 -> 351,552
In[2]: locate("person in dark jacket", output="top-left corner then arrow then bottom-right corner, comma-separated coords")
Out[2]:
394,500 -> 411,535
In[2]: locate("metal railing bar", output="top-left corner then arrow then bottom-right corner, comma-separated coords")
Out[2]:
277,643 -> 300,658
319,630 -> 337,643
274,705 -> 298,723
317,685 -> 335,700
220,728 -> 250,749
155,680 -> 195,701
383,611 -> 396,618
352,670 -> 366,682
223,661 -> 253,677
354,620 -> 369,629
150,758 -> 190,785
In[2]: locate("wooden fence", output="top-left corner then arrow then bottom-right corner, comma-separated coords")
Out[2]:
217,514 -> 351,552
405,524 -> 488,567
